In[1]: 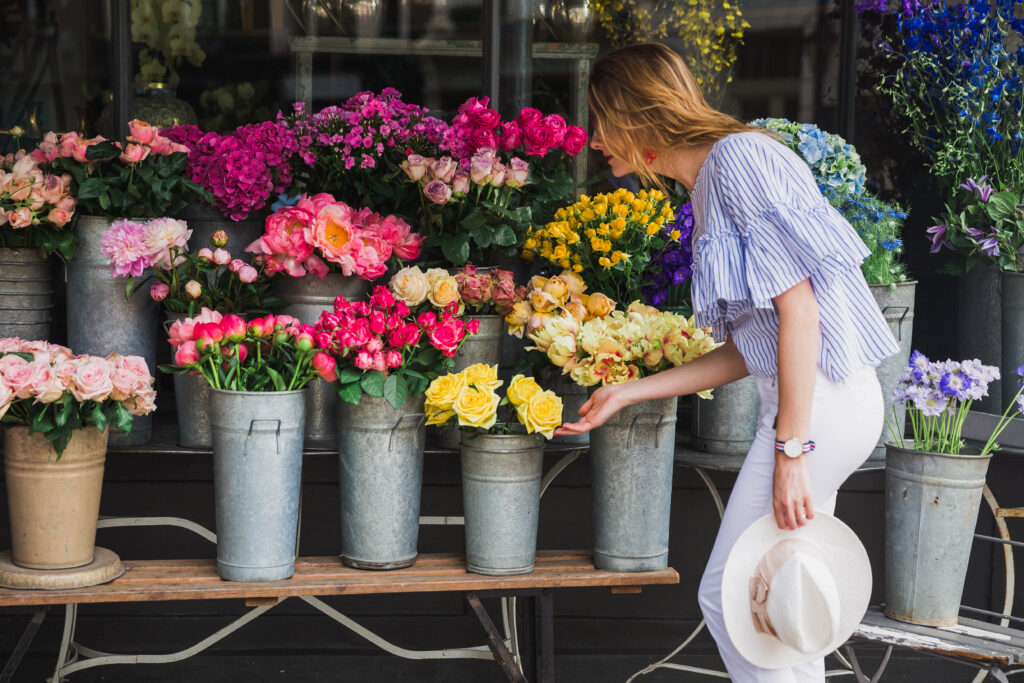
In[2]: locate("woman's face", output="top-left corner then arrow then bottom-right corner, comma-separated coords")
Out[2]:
590,129 -> 634,178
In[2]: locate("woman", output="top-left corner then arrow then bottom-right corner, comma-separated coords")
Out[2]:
555,43 -> 899,681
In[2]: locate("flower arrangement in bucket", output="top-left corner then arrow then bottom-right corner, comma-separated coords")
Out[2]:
247,192 -> 424,281
101,219 -> 280,316
1,147 -> 77,259
0,338 -> 156,455
163,121 -> 310,222
311,286 -> 477,409
505,270 -> 615,343
883,351 -> 1024,625
521,189 -> 679,304
37,120 -> 209,219
390,264 -> 525,317
928,178 -> 1024,274
0,338 -> 155,574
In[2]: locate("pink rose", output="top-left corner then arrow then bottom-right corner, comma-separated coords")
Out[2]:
124,388 -> 157,416
0,379 -> 12,420
491,279 -> 518,315
401,154 -> 429,181
46,208 -> 72,227
469,153 -> 494,185
417,312 -> 438,331
561,125 -> 588,157
128,120 -> 156,145
7,208 -> 33,229
430,157 -> 457,184
542,114 -> 567,145
370,351 -> 387,373
238,265 -> 258,283
150,282 -> 170,301
354,350 -> 373,370
523,122 -> 554,157
458,96 -> 491,119
452,171 -> 470,196
3,359 -> 39,399
515,107 -> 543,128
428,320 -> 466,357
119,143 -> 150,164
312,352 -> 338,382
499,121 -> 523,151
385,350 -> 403,369
423,180 -> 452,206
489,161 -> 506,187
469,128 -> 498,151
27,363 -> 63,403
110,367 -> 141,401
473,106 -> 502,129
70,358 -> 113,403
506,158 -> 530,187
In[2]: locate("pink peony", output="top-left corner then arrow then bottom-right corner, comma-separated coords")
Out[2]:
150,282 -> 170,301
174,341 -> 199,366
168,308 -> 223,347
143,217 -> 191,269
229,259 -> 245,273
101,219 -> 151,277
307,203 -> 363,275
212,248 -> 231,265
247,206 -> 315,277
238,264 -> 258,283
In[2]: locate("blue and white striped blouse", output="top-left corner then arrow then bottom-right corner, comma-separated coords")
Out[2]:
689,131 -> 899,382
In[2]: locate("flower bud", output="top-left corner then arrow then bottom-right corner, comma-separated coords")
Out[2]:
174,341 -> 199,367
185,279 -> 203,299
212,248 -> 231,266
238,265 -> 258,283
229,259 -> 245,273
210,230 -> 229,248
197,247 -> 214,261
312,352 -> 338,382
221,314 -> 246,343
150,282 -> 170,302
295,332 -> 314,353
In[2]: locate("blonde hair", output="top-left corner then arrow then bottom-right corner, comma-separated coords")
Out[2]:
588,42 -> 761,189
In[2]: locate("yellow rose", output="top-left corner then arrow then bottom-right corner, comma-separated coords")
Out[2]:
425,372 -> 467,413
429,276 -> 462,309
557,270 -> 587,297
543,276 -> 570,304
516,390 -> 563,439
424,268 -> 449,286
528,275 -> 549,291
461,363 -> 503,391
585,292 -> 616,319
390,266 -> 430,306
454,385 -> 500,430
505,301 -> 533,338
529,289 -> 560,314
507,374 -> 542,406
425,403 -> 456,427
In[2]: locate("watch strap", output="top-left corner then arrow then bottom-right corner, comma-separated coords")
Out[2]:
774,439 -> 816,454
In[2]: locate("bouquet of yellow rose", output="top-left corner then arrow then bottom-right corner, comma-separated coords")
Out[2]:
424,364 -> 563,439
504,270 -> 617,339
528,302 -> 720,390
520,188 -> 676,303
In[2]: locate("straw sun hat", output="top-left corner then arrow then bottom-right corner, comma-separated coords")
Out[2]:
721,512 -> 872,669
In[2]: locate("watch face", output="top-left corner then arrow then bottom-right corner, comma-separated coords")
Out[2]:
783,439 -> 803,458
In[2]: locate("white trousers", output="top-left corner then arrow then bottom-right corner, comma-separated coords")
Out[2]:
697,365 -> 883,682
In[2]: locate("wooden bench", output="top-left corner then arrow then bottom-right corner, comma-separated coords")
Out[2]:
0,550 -> 678,683
842,412 -> 1024,683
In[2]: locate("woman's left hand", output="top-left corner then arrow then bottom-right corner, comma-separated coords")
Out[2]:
772,457 -> 814,530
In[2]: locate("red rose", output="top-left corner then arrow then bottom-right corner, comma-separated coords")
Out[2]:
466,318 -> 481,335
429,320 -> 466,357
542,114 -> 567,145
469,127 -> 499,151
499,121 -> 522,151
473,108 -> 502,129
523,122 -> 554,157
515,107 -> 543,128
561,125 -> 589,157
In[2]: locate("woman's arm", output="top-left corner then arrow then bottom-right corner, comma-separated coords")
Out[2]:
554,337 -> 750,436
772,278 -> 820,530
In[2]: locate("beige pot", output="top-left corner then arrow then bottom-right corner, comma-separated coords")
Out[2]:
3,426 -> 109,569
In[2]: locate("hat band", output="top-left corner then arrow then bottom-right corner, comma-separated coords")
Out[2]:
748,538 -> 831,638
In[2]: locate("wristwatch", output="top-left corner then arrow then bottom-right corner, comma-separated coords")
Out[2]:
775,437 -> 816,458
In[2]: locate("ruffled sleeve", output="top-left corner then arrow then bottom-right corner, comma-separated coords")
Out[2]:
690,133 -> 869,337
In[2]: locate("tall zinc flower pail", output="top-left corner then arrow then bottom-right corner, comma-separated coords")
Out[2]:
0,248 -> 54,342
884,444 -> 991,626
337,395 -> 427,570
959,266 -> 1001,413
591,397 -> 678,571
274,272 -> 370,448
1001,271 -> 1024,412
460,431 -> 545,576
869,281 -> 917,461
66,216 -> 158,446
210,388 -> 306,581
690,377 -> 759,456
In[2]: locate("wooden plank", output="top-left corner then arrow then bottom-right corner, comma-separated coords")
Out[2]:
609,586 -> 643,595
854,607 -> 1024,665
0,551 -> 679,608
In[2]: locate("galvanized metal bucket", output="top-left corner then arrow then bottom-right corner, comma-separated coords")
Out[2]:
959,266 -> 1002,414
460,431 -> 545,576
210,388 -> 306,581
274,272 -> 371,447
690,377 -> 759,456
870,282 -> 917,461
591,397 -> 678,572
164,317 -> 212,448
179,202 -> 266,262
1001,271 -> 1024,412
0,248 -> 53,342
337,394 -> 426,569
535,367 -> 588,446
884,443 -> 991,626
67,216 -> 158,446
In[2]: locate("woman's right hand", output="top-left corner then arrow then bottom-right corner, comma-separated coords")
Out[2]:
554,384 -> 630,436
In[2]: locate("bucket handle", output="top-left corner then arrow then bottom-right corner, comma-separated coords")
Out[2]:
245,419 -> 281,456
627,414 -> 664,449
882,305 -> 911,341
389,413 -> 428,452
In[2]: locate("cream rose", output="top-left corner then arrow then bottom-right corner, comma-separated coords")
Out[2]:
557,270 -> 587,297
453,385 -> 500,430
517,390 -> 563,439
390,266 -> 430,306
428,275 -> 462,309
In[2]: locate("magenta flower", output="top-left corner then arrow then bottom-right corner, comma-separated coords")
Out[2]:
100,219 -> 151,277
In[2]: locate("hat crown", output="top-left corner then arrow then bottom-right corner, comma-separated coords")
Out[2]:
765,551 -> 842,654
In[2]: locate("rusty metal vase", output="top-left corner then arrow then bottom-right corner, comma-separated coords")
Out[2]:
3,426 -> 109,569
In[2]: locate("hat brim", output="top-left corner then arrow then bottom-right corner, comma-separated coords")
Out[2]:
721,512 -> 871,670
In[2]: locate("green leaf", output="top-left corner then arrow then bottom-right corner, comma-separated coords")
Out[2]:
472,224 -> 495,248
338,366 -> 362,384
30,410 -> 55,434
988,193 -> 1017,219
86,140 -> 120,160
459,212 -> 488,232
337,380 -> 363,404
98,191 -> 111,211
493,225 -> 517,247
55,397 -> 73,428
90,403 -> 108,433
440,234 -> 470,266
76,177 -> 108,200
383,374 -> 408,410
50,429 -> 73,460
266,367 -> 286,392
360,370 -> 385,397
113,402 -> 133,433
